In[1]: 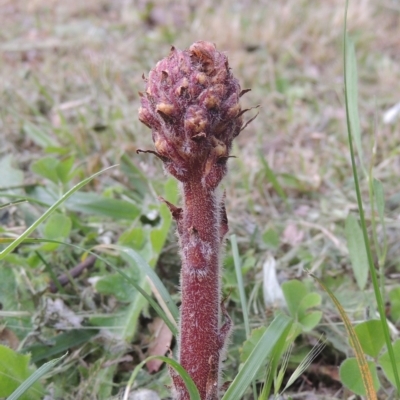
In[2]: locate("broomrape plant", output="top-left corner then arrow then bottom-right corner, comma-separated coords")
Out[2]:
138,41 -> 252,400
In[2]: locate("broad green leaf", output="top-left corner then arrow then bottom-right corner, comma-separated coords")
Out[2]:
163,177 -> 179,204
56,156 -> 75,184
0,345 -> 43,400
345,214 -> 368,290
340,358 -> 380,396
0,266 -> 17,310
298,292 -> 321,318
29,187 -> 140,220
240,326 -> 266,363
242,254 -> 256,274
8,354 -> 66,400
118,227 -> 146,249
355,320 -> 385,358
43,213 -> 72,239
222,314 -> 292,400
31,157 -> 59,183
95,273 -> 138,302
262,228 -> 280,249
379,339 -> 400,387
150,228 -> 165,254
23,122 -> 58,148
299,311 -> 322,332
297,291 -> 322,331
282,280 -> 308,317
0,156 -> 24,189
89,310 -> 128,329
389,288 -> 400,323
64,192 -> 140,220
120,153 -> 149,200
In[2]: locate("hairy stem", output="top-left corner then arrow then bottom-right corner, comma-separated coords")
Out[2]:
171,179 -> 227,400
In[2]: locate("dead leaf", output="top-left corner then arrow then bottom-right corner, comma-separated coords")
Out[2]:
0,326 -> 20,349
308,363 -> 341,382
146,318 -> 173,373
282,222 -> 304,246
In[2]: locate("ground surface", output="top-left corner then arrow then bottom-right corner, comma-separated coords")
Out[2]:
1,0 -> 400,399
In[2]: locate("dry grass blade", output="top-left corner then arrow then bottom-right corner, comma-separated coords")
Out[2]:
310,273 -> 377,400
281,337 -> 325,394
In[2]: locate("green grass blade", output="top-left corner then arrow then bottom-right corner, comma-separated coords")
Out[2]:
371,178 -> 388,294
231,234 -> 257,399
35,250 -> 65,294
231,235 -> 250,337
345,35 -> 365,175
110,245 -> 179,324
274,343 -> 292,395
123,356 -> 200,400
258,362 -> 273,400
23,329 -> 99,364
221,314 -> 292,400
0,200 -> 27,210
258,150 -> 287,202
7,353 -> 67,400
0,165 -> 117,259
373,179 -> 385,224
343,0 -> 400,394
259,330 -> 294,399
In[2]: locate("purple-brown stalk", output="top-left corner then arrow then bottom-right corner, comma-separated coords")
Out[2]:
138,41 -> 247,400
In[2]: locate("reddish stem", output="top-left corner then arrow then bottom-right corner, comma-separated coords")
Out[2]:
171,178 -> 228,400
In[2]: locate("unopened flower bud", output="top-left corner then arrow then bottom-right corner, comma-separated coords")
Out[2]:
138,41 -> 244,184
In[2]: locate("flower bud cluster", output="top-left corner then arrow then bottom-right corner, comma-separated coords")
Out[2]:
139,41 -> 243,185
